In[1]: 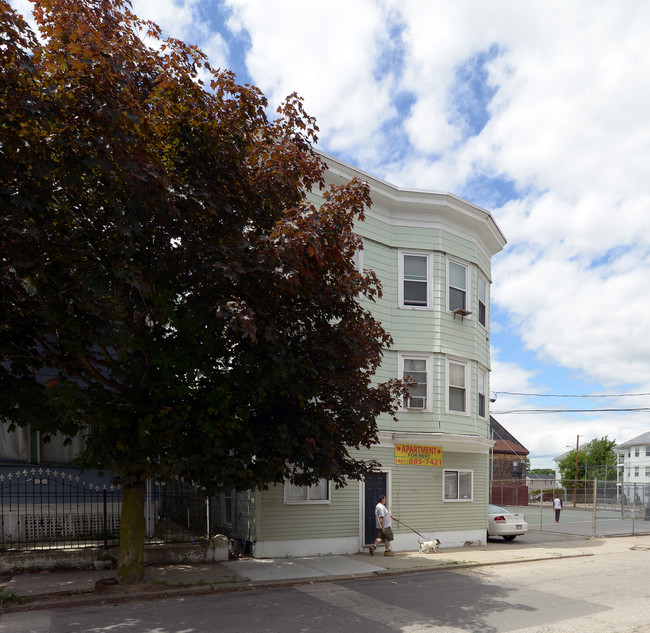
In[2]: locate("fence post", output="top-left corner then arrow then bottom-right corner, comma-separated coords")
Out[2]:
205,496 -> 211,539
103,487 -> 108,549
591,479 -> 597,537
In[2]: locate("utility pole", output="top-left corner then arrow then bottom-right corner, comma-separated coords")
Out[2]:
573,434 -> 579,507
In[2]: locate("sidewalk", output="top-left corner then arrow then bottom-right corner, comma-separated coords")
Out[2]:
2,533 -> 649,612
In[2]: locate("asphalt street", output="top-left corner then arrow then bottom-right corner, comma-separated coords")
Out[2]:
2,534 -> 648,633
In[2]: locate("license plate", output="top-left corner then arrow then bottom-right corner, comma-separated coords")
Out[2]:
515,525 -> 522,530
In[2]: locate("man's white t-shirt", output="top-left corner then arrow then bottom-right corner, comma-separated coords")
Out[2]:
375,503 -> 391,529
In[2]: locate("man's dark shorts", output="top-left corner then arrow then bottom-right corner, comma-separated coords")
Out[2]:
377,526 -> 394,541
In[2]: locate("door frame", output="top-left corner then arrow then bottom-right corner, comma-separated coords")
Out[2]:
360,468 -> 392,548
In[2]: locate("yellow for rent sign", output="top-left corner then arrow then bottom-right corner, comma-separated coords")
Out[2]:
394,444 -> 443,466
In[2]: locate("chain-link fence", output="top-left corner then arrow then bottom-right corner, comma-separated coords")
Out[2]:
512,478 -> 650,537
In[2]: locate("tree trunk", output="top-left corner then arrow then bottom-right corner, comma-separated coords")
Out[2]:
118,480 -> 146,584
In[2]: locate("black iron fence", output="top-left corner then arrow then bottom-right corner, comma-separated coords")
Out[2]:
0,468 -> 253,554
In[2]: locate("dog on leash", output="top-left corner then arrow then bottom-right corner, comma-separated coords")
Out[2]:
418,537 -> 441,553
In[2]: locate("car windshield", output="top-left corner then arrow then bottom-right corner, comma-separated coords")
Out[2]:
489,505 -> 509,514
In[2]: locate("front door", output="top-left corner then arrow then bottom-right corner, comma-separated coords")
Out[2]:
363,472 -> 387,546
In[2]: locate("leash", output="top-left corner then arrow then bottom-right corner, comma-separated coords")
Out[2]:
395,518 -> 428,540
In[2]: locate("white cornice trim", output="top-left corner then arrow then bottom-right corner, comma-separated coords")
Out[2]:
317,151 -> 507,258
376,430 -> 495,454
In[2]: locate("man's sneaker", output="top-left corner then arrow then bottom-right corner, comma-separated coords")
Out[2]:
369,545 -> 376,556
384,550 -> 394,557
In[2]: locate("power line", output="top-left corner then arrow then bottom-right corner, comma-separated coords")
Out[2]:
492,391 -> 650,398
492,407 -> 650,414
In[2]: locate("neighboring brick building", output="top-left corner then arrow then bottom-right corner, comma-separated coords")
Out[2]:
490,415 -> 529,505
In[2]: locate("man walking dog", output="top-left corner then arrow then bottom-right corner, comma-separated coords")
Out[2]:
369,495 -> 397,556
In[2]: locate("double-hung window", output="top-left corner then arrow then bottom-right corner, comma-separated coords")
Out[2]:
284,479 -> 330,504
401,355 -> 429,410
478,275 -> 487,327
478,368 -> 487,419
444,469 -> 473,501
400,252 -> 430,308
448,260 -> 467,312
447,358 -> 467,414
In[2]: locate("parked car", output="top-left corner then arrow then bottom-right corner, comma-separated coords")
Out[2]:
488,504 -> 528,541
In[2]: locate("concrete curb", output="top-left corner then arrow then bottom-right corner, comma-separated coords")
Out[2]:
0,550 -> 595,614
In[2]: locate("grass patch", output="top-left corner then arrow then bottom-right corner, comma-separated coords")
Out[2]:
0,590 -> 32,607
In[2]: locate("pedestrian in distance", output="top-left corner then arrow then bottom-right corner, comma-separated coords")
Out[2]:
554,493 -> 563,523
369,495 -> 397,556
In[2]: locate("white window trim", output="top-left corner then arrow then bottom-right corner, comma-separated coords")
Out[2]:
447,257 -> 469,314
284,479 -> 332,505
477,273 -> 488,329
352,245 -> 364,273
446,357 -> 469,416
399,353 -> 432,412
477,367 -> 487,419
398,250 -> 432,310
443,469 -> 474,502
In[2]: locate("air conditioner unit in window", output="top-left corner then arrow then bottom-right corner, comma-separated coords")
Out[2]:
406,397 -> 426,410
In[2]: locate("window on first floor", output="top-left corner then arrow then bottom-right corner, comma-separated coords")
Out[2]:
444,469 -> 473,501
284,478 -> 330,504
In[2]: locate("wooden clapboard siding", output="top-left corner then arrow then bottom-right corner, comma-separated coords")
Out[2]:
257,480 -> 360,542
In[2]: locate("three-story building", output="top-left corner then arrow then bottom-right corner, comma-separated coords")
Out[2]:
243,154 -> 506,557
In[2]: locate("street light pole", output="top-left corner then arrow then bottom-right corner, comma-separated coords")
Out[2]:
573,434 -> 579,508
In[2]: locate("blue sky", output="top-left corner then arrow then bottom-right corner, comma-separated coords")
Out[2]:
12,0 -> 650,468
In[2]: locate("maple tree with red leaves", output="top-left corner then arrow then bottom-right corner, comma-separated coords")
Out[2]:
0,0 -> 404,582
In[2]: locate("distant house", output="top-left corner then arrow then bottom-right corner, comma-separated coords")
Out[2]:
526,472 -> 556,491
490,416 -> 528,481
614,432 -> 650,486
489,416 -> 529,505
553,441 -> 590,486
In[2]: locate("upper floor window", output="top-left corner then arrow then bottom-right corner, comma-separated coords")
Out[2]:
352,247 -> 363,273
400,354 -> 430,410
400,252 -> 431,308
478,369 -> 487,419
646,447 -> 650,456
448,260 -> 467,312
447,358 -> 467,414
284,478 -> 330,504
478,275 -> 487,327
635,447 -> 640,457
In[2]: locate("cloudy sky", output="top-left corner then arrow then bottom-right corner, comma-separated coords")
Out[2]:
12,0 -> 650,468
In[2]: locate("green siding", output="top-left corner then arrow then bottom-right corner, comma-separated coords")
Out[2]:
258,481 -> 359,542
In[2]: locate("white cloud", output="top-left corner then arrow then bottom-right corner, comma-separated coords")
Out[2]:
11,0 -> 650,465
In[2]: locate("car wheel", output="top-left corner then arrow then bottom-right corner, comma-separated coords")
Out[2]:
502,535 -> 517,541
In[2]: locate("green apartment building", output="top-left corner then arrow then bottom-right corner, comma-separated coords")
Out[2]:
243,154 -> 507,557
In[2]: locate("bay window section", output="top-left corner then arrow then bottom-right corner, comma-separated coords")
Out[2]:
448,359 -> 467,413
448,260 -> 467,312
400,252 -> 430,308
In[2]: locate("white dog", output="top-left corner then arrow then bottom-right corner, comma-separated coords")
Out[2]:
418,538 -> 441,553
